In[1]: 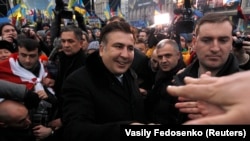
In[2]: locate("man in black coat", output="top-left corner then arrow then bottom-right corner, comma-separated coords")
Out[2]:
145,39 -> 186,124
172,13 -> 243,123
61,22 -> 147,141
50,25 -> 87,141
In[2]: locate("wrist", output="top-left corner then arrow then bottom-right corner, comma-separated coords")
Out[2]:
49,127 -> 55,135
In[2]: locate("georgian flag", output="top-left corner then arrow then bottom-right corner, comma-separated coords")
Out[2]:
0,53 -> 54,94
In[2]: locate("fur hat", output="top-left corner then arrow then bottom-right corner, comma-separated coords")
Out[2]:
0,40 -> 15,53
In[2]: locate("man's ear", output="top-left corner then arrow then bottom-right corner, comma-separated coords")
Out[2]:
99,44 -> 104,57
192,36 -> 197,51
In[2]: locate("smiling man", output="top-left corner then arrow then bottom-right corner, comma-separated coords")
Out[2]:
62,22 -> 147,141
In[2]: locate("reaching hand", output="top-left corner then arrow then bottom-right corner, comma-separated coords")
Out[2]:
167,71 -> 250,124
36,90 -> 48,100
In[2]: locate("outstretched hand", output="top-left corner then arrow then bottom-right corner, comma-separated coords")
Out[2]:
167,71 -> 250,124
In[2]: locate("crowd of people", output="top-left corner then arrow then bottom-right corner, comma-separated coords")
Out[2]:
0,11 -> 250,141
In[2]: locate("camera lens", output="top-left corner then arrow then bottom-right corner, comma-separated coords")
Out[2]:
233,38 -> 243,49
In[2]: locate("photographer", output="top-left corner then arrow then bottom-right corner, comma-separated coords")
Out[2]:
232,35 -> 250,70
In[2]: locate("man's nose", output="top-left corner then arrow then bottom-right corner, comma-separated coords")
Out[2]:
211,40 -> 221,50
120,48 -> 130,58
25,57 -> 31,62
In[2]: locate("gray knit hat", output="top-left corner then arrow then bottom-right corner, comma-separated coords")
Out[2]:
87,41 -> 99,51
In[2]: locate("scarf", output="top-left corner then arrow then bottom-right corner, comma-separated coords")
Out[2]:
0,54 -> 54,94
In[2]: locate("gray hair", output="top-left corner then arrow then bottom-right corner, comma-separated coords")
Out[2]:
155,39 -> 180,52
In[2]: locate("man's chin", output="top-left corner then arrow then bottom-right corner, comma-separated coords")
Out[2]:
24,66 -> 33,69
162,68 -> 171,72
114,69 -> 127,75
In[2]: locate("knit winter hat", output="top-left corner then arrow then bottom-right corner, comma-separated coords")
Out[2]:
0,40 -> 15,53
87,41 -> 99,51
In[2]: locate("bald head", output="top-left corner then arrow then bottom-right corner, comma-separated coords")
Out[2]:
0,100 -> 31,128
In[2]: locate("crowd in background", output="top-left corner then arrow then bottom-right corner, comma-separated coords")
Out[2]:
1,10 -> 250,141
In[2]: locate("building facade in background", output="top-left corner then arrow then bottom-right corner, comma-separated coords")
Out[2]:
93,0 -> 250,30
2,0 -> 250,31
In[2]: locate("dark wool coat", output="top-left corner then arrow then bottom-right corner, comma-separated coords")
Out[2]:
131,49 -> 153,91
145,59 -> 186,124
54,50 -> 87,96
61,51 -> 146,141
53,50 -> 87,119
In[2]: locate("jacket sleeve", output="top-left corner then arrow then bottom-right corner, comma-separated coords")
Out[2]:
0,80 -> 27,100
0,80 -> 41,108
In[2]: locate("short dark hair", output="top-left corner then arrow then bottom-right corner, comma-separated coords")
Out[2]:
17,38 -> 41,53
60,25 -> 83,41
100,22 -> 135,45
138,29 -> 148,35
0,23 -> 17,36
195,12 -> 233,36
109,16 -> 126,23
135,38 -> 147,45
42,23 -> 50,28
